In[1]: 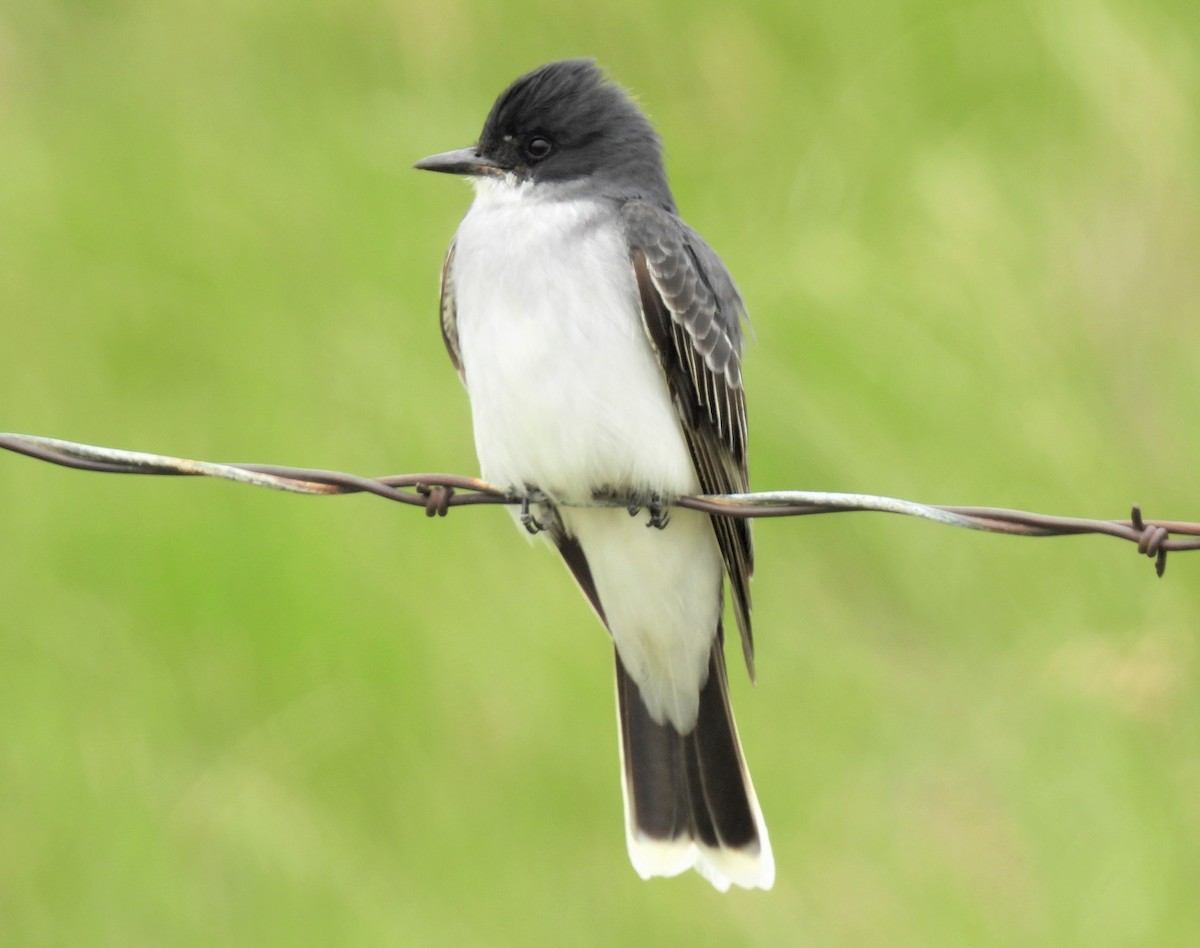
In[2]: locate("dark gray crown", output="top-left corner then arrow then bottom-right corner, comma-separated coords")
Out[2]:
476,59 -> 673,206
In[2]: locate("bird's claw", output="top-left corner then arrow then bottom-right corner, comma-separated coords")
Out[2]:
627,492 -> 671,530
507,486 -> 552,535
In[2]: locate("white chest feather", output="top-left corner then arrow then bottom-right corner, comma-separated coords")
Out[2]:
448,180 -> 720,731
450,183 -> 698,500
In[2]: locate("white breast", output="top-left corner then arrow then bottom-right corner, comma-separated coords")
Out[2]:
450,181 -> 699,501
449,179 -> 721,730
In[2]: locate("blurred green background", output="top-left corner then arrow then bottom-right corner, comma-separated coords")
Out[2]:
2,0 -> 1199,944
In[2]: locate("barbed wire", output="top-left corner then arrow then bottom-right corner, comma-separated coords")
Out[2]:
3,432 -> 1198,577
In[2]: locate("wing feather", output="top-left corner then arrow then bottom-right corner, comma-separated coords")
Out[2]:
438,241 -> 464,382
624,202 -> 755,677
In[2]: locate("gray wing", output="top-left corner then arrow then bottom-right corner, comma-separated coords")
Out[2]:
438,240 -> 464,382
622,201 -> 756,678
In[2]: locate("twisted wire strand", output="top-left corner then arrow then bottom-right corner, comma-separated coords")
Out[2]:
3,432 -> 1197,576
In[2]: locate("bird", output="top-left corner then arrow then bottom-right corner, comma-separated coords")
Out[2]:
415,59 -> 773,891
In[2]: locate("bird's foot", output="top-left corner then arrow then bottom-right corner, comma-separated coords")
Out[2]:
505,486 -> 553,535
627,491 -> 671,530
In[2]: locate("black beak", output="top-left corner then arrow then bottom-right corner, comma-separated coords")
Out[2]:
414,147 -> 505,177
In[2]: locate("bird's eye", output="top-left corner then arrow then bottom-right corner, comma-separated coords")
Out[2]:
525,136 -> 553,161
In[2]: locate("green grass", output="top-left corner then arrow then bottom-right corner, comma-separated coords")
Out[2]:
2,1 -> 1199,944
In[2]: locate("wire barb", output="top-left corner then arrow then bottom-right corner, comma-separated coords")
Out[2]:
3,432 -> 1198,575
1130,504 -> 1171,576
417,482 -> 455,518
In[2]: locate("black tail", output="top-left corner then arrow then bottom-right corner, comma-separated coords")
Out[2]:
615,628 -> 773,890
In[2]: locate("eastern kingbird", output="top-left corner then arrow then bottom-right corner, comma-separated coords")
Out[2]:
415,59 -> 773,891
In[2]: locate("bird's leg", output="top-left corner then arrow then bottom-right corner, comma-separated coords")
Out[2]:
627,490 -> 671,530
505,486 -> 553,535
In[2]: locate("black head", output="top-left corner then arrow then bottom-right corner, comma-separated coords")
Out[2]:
415,60 -> 673,206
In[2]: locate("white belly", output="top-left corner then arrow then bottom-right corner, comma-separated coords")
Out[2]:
451,187 -> 698,500
450,182 -> 721,730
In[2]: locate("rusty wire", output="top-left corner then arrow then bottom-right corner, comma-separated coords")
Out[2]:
3,432 -> 1198,577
